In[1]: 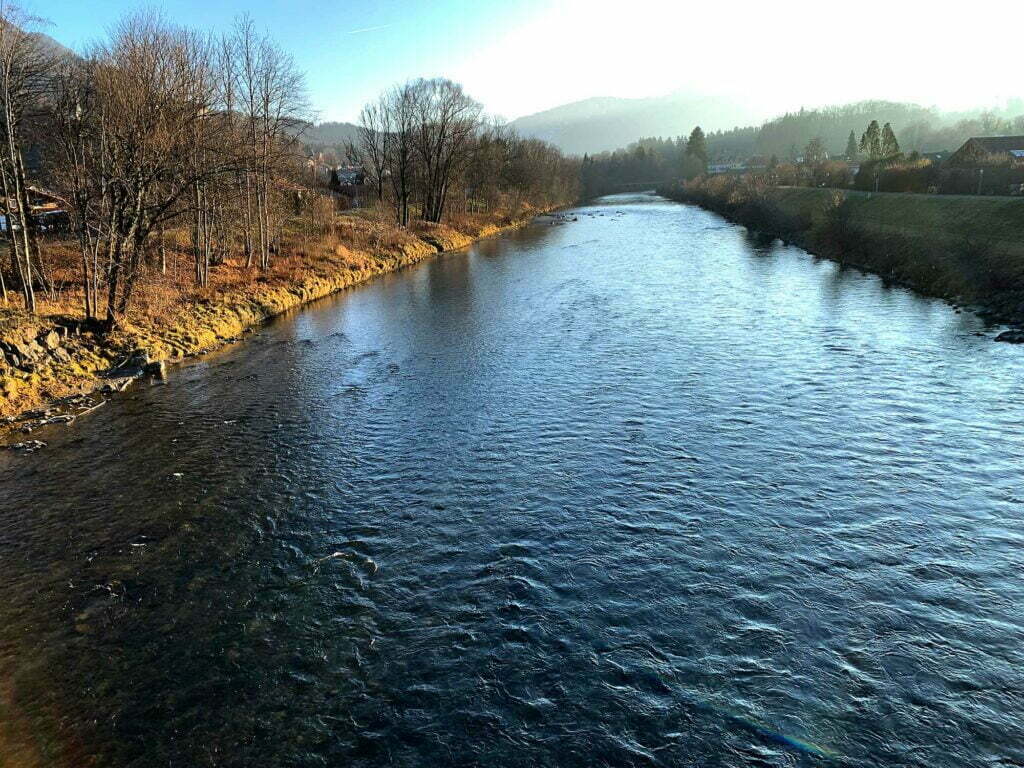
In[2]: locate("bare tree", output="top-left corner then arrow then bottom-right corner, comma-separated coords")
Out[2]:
0,2 -> 54,312
380,83 -> 416,227
85,13 -> 223,323
232,16 -> 308,270
409,78 -> 481,223
353,101 -> 387,203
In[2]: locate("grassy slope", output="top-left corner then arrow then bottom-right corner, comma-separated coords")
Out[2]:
769,188 -> 1024,253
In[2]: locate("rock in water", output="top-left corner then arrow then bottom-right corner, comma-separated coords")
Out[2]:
995,330 -> 1024,344
144,360 -> 167,379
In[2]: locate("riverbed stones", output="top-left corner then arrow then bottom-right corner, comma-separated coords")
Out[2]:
40,330 -> 61,350
5,439 -> 46,453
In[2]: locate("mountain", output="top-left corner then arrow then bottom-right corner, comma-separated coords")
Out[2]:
510,93 -> 766,156
33,30 -> 76,61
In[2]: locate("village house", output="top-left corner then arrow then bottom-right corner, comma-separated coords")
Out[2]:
948,136 -> 1024,167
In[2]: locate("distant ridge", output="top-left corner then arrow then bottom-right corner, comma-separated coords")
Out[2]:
302,121 -> 361,147
509,93 -> 765,155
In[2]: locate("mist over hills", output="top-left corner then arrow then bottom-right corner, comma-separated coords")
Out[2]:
509,93 -> 766,155
511,92 -> 1024,160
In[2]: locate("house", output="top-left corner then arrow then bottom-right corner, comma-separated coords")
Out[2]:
0,187 -> 69,233
334,166 -> 364,186
948,136 -> 1024,167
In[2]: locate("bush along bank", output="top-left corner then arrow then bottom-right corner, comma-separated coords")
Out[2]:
658,177 -> 1024,337
0,208 -> 549,446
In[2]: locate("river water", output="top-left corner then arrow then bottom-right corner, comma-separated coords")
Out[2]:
2,193 -> 1023,767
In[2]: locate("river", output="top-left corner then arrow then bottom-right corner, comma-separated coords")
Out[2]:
2,193 -> 1023,767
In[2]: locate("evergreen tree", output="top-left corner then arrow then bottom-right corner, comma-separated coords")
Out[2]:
859,121 -> 882,160
881,122 -> 900,158
845,130 -> 858,160
684,126 -> 708,171
328,167 -> 342,193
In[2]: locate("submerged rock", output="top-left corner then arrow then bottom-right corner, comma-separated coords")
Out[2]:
994,330 -> 1024,344
5,439 -> 46,452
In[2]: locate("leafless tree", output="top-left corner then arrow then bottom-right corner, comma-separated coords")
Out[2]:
353,102 -> 387,203
232,16 -> 308,270
409,78 -> 481,223
0,2 -> 55,311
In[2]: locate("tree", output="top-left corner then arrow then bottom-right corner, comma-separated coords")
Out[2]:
409,77 -> 481,223
380,82 -> 416,227
684,126 -> 707,173
804,137 -> 827,166
328,167 -> 341,193
0,2 -> 55,312
859,120 -> 882,161
845,130 -> 858,160
881,122 -> 900,158
353,101 -> 387,202
232,16 -> 309,270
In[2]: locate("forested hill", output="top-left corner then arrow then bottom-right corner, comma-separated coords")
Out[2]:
301,121 -> 361,148
521,95 -> 1024,162
709,101 -> 1024,161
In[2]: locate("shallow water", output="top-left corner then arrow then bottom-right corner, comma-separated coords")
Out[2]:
2,193 -> 1023,767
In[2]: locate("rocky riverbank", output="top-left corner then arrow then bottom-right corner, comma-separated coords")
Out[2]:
0,210 -> 545,444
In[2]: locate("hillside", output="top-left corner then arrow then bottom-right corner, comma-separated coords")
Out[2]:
301,120 -> 361,148
510,93 -> 764,155
703,101 -> 1024,161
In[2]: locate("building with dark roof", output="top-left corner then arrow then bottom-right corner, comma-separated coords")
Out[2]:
948,136 -> 1024,167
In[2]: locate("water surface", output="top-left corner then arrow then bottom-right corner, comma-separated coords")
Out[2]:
2,194 -> 1023,767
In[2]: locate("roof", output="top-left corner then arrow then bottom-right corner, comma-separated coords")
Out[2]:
966,136 -> 1024,154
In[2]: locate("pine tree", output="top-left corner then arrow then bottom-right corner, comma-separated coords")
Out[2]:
328,168 -> 342,193
684,126 -> 708,171
859,121 -> 882,161
845,131 -> 858,160
881,122 -> 900,158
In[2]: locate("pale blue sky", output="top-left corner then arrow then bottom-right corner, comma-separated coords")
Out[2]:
40,0 -> 552,122
35,0 -> 1024,126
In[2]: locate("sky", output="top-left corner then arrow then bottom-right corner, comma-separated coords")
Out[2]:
37,0 -> 1024,125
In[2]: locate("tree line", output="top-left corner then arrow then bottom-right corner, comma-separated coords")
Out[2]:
579,126 -> 708,197
609,101 -> 1024,169
0,6 -> 311,324
0,3 -> 579,327
350,79 -> 579,228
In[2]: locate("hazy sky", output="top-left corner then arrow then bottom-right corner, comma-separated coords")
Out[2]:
40,0 -> 1023,124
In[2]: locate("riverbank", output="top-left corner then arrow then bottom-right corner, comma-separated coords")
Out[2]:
658,179 -> 1024,328
0,208 -> 547,436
